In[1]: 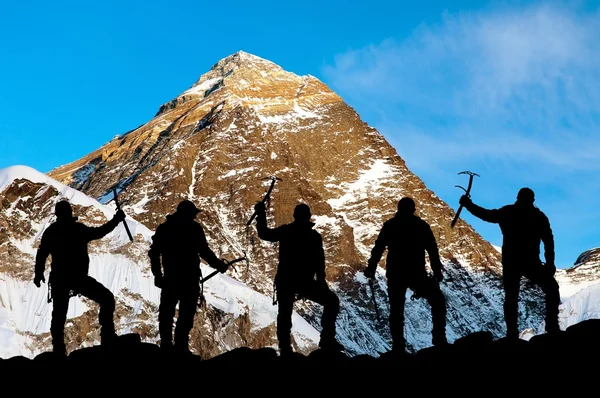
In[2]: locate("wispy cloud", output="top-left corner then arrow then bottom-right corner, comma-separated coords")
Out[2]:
321,2 -> 600,266
322,2 -> 600,172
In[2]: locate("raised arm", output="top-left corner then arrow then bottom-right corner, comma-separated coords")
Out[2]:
83,210 -> 126,241
254,201 -> 282,242
459,195 -> 502,224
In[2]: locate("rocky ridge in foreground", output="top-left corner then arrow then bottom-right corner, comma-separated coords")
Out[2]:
3,319 -> 599,392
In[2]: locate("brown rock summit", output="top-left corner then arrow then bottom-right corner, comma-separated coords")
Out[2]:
44,50 -> 548,354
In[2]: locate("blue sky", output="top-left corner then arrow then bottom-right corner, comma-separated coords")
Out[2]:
1,0 -> 598,268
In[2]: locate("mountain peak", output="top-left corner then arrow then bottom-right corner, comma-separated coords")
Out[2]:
153,50 -> 339,119
191,50 -> 283,87
0,164 -> 99,209
215,50 -> 279,70
0,164 -> 45,192
182,49 -> 287,98
0,163 -> 154,243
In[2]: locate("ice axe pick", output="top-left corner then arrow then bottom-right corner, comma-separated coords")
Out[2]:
112,188 -> 134,242
450,171 -> 479,228
246,175 -> 283,226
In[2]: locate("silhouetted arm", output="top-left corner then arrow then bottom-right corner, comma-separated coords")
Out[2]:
366,222 -> 390,272
315,233 -> 326,282
83,210 -> 125,241
540,212 -> 555,266
196,224 -> 226,271
34,228 -> 51,278
148,226 -> 164,278
255,206 -> 282,242
423,222 -> 443,278
461,196 -> 501,223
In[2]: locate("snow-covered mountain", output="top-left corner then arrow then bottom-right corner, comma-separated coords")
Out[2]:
555,248 -> 600,300
2,51 -> 579,359
510,247 -> 600,340
0,165 -> 320,358
531,247 -> 600,335
557,283 -> 600,329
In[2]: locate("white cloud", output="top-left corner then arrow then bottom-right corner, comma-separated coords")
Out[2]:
321,2 -> 600,267
322,2 -> 600,173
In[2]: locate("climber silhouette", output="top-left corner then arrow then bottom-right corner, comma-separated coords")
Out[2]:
34,200 -> 126,355
364,197 -> 447,353
148,200 -> 228,355
459,187 -> 560,338
253,201 -> 344,356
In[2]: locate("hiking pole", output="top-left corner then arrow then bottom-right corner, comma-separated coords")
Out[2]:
368,277 -> 381,323
450,171 -> 479,228
112,188 -> 134,242
246,175 -> 282,226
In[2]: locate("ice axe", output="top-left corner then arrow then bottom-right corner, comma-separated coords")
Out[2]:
368,277 -> 381,323
197,255 -> 248,309
450,171 -> 479,228
112,188 -> 134,242
199,256 -> 247,284
246,175 -> 283,226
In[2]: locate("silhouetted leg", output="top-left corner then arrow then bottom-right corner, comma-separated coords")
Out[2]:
76,276 -> 116,344
276,285 -> 295,354
523,263 -> 561,333
503,266 -> 521,339
50,288 -> 70,354
301,281 -> 341,349
387,279 -> 408,352
158,286 -> 178,349
411,274 -> 447,346
174,286 -> 199,353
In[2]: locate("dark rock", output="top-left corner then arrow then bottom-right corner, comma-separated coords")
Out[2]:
4,355 -> 31,365
566,318 -> 600,338
453,330 -> 495,347
2,326 -> 600,391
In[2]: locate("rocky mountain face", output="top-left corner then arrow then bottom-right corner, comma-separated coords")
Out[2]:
3,51 -> 556,357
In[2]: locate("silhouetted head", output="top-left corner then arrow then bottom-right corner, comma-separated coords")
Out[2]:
516,187 -> 535,206
55,200 -> 76,221
293,203 -> 312,222
175,200 -> 202,219
397,197 -> 416,216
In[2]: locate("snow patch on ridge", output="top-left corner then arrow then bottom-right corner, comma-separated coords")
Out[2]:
327,158 -> 404,256
0,165 -> 154,244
